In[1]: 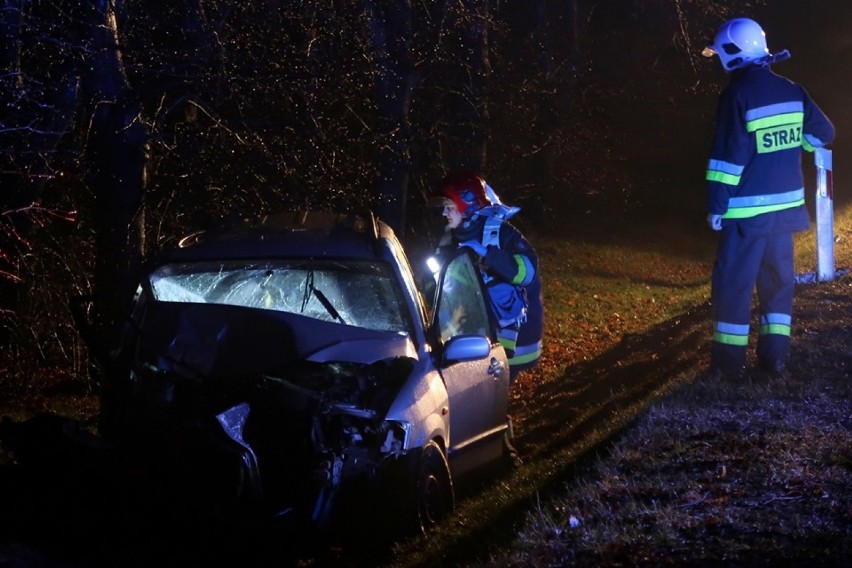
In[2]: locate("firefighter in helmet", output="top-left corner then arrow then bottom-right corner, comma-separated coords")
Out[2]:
435,171 -> 543,383
702,18 -> 835,377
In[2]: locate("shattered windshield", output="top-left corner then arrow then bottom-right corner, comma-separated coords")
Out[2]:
149,260 -> 410,334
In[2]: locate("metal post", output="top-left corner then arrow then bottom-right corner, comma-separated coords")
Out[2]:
814,147 -> 835,282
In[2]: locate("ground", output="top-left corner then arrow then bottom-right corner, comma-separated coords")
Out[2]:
3,2 -> 852,562
386,273 -> 852,568
1,258 -> 850,568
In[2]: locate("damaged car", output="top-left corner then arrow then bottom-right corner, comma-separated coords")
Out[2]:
77,210 -> 511,537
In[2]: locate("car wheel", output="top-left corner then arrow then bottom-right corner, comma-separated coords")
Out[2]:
410,440 -> 454,533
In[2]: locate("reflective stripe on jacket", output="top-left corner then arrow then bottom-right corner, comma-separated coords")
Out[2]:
705,65 -> 835,228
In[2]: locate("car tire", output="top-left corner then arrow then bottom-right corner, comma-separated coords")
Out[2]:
407,440 -> 455,533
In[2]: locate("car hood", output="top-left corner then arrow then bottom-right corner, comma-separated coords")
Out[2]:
139,301 -> 417,378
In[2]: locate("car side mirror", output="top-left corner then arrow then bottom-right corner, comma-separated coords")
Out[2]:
443,334 -> 491,364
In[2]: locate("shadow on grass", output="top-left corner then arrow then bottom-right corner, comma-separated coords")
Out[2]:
390,278 -> 852,568
386,302 -> 714,568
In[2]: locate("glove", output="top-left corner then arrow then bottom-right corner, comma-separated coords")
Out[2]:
707,214 -> 722,232
459,240 -> 487,257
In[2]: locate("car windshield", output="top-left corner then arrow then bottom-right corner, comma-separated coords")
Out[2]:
148,259 -> 410,334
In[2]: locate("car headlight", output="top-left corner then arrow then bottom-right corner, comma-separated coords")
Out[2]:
381,420 -> 410,453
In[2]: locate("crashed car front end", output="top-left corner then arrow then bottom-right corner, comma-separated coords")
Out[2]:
117,256 -> 432,529
132,357 -> 416,529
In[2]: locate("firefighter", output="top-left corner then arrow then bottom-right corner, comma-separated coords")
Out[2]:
702,18 -> 835,377
435,171 -> 543,383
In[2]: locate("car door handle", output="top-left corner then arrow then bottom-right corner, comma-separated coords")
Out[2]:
488,357 -> 504,379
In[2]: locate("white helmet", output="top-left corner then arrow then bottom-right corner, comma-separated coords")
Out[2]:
702,18 -> 769,71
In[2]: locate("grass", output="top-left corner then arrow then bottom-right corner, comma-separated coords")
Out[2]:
529,214 -> 717,377
1,204 -> 850,567
383,203 -> 852,567
478,366 -> 852,566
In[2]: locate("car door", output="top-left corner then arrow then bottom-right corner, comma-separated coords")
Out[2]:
433,251 -> 509,470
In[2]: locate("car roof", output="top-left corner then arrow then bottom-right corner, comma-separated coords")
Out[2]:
159,210 -> 397,263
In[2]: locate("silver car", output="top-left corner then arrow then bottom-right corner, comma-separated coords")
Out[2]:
90,210 -> 511,537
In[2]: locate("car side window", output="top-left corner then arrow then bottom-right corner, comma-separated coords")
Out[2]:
436,254 -> 490,343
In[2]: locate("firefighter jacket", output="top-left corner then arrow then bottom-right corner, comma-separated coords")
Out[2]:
451,214 -> 544,376
705,64 -> 835,234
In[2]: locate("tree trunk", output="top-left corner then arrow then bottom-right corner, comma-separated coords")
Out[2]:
529,0 -> 563,196
365,0 -> 414,235
82,0 -> 148,338
565,0 -> 580,80
445,0 -> 490,173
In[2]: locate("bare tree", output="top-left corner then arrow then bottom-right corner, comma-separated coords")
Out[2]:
81,0 -> 148,339
1,0 -> 82,345
526,0 -> 579,196
364,0 -> 414,233
443,0 -> 491,172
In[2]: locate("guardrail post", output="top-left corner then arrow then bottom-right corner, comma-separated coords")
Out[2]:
814,147 -> 834,282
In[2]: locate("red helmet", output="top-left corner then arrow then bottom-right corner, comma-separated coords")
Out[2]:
439,171 -> 490,217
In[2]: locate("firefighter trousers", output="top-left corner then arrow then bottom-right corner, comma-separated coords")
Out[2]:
710,226 -> 795,373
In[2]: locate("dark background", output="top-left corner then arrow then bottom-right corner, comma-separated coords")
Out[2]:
1,0 -> 851,565
2,1 -> 849,359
